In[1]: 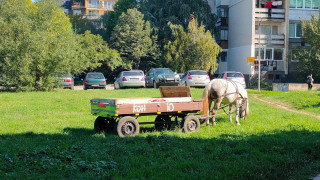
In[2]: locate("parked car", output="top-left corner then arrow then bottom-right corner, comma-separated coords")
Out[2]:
55,72 -> 74,89
114,70 -> 145,89
83,72 -> 106,90
180,70 -> 210,87
145,68 -> 180,88
217,71 -> 246,88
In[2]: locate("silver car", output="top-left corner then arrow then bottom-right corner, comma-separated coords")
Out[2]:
55,72 -> 74,89
114,70 -> 145,89
217,71 -> 246,88
180,70 -> 210,87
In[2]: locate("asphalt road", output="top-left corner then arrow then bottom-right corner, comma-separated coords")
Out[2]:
74,84 -> 114,90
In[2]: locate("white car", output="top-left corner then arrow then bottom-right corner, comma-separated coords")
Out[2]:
114,70 -> 145,89
217,71 -> 246,88
180,70 -> 211,87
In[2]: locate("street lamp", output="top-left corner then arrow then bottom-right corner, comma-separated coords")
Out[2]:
258,18 -> 262,91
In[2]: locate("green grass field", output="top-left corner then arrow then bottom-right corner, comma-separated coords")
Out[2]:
0,89 -> 319,179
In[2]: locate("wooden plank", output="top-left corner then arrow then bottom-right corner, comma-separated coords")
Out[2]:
159,86 -> 192,97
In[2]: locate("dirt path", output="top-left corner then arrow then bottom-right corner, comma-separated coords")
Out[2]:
251,94 -> 320,120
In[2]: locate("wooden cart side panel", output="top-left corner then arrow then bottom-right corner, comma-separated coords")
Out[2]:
117,101 -> 203,115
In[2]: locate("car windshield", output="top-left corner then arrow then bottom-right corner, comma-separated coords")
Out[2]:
123,71 -> 144,76
87,73 -> 104,79
189,71 -> 207,75
227,73 -> 243,78
155,69 -> 173,75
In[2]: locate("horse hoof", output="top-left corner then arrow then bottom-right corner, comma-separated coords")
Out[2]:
236,123 -> 240,125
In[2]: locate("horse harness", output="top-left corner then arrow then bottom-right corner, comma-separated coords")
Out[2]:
210,80 -> 248,115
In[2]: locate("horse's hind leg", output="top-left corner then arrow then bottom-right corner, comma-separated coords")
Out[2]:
229,104 -> 233,123
235,104 -> 240,125
212,98 -> 222,125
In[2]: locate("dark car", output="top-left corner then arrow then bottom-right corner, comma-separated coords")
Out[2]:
145,68 -> 180,88
83,72 -> 106,90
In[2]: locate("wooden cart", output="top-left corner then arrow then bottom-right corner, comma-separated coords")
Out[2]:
91,86 -> 204,137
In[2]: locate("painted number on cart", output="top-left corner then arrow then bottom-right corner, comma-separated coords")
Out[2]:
167,103 -> 174,112
133,104 -> 146,113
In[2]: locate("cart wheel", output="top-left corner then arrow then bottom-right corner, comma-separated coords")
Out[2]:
181,115 -> 200,133
94,116 -> 116,133
116,116 -> 140,137
155,115 -> 171,131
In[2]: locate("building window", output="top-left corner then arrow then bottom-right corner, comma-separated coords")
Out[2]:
290,49 -> 300,62
274,49 -> 283,60
220,51 -> 227,62
88,0 -> 99,8
104,1 -> 115,9
220,30 -> 228,40
255,48 -> 284,60
289,23 -> 301,38
73,10 -> 81,15
255,25 -> 278,35
289,0 -> 319,9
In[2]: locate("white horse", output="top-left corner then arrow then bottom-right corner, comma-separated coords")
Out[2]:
202,79 -> 249,125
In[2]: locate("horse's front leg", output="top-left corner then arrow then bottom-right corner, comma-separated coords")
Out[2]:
212,98 -> 222,125
235,104 -> 240,125
229,104 -> 233,123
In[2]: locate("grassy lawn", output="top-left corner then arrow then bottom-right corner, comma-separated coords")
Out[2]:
0,89 -> 319,179
251,90 -> 320,115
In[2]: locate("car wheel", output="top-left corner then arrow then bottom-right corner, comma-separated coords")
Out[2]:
83,86 -> 87,90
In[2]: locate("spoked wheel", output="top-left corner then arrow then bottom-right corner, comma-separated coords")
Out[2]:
181,115 -> 200,133
154,115 -> 172,131
94,116 -> 116,133
116,116 -> 140,137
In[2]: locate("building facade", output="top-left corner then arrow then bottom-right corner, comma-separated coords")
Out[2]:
210,0 -> 319,84
71,0 -> 117,19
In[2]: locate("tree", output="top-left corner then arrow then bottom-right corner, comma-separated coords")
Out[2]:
110,8 -> 159,70
296,15 -> 320,83
139,0 -> 217,46
164,17 -> 221,74
101,0 -> 137,41
0,0 -> 121,90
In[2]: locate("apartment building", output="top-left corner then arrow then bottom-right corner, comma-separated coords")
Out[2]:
210,0 -> 319,84
71,0 -> 117,20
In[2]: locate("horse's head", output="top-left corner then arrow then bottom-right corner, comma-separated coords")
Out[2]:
240,98 -> 249,118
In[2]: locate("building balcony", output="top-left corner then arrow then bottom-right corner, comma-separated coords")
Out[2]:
84,14 -> 101,20
72,3 -> 85,9
255,8 -> 285,22
255,34 -> 285,46
217,17 -> 228,27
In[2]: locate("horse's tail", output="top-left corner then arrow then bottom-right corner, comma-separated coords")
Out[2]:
202,84 -> 211,117
245,98 -> 249,117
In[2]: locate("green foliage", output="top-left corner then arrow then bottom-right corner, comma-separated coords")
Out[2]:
110,8 -> 160,70
164,17 -> 221,74
297,15 -> 320,83
0,0 -> 122,90
101,0 -> 137,41
139,0 -> 217,45
69,14 -> 97,34
0,89 -> 320,179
